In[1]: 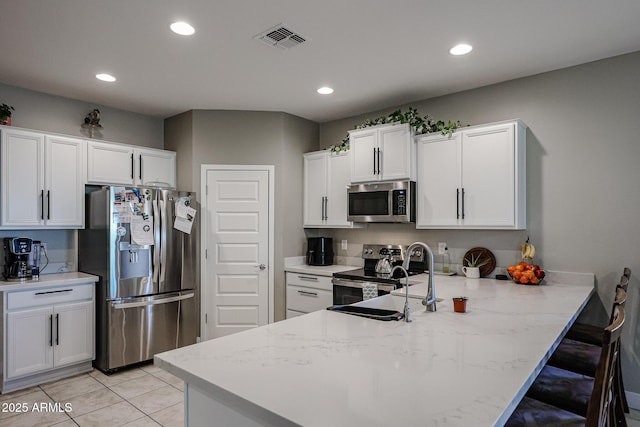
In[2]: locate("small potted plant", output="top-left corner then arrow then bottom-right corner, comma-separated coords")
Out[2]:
0,103 -> 15,126
462,253 -> 489,278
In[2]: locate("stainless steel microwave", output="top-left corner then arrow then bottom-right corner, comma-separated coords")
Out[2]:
347,180 -> 415,223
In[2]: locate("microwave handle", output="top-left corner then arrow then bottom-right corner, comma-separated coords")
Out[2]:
377,148 -> 381,175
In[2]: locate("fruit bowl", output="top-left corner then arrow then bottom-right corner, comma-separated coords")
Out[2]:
507,261 -> 546,285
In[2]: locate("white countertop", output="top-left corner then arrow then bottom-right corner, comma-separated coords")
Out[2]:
156,271 -> 594,427
0,272 -> 99,292
284,264 -> 360,276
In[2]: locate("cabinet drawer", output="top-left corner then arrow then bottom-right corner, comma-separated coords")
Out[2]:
285,272 -> 333,291
6,284 -> 94,310
287,285 -> 332,313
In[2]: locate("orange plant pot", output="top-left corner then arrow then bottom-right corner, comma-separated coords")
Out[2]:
453,297 -> 467,313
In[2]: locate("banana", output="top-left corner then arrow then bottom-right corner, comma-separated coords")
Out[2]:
521,238 -> 536,259
527,243 -> 536,259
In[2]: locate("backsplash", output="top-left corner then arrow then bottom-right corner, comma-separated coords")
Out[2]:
0,229 -> 77,277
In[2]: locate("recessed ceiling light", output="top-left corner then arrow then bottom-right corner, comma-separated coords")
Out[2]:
96,73 -> 116,82
170,21 -> 195,36
317,86 -> 334,95
449,43 -> 473,56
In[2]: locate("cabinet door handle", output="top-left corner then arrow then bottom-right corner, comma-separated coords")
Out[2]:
139,154 -> 143,180
298,290 -> 318,297
41,190 -> 44,220
55,313 -> 59,346
461,188 -> 465,220
47,190 -> 51,220
324,196 -> 328,220
373,148 -> 376,175
377,148 -> 381,175
298,275 -> 319,281
49,314 -> 53,347
456,188 -> 460,219
131,154 -> 134,179
35,289 -> 73,295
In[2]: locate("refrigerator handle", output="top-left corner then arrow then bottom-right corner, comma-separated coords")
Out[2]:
110,291 -> 195,309
152,198 -> 160,286
159,197 -> 167,289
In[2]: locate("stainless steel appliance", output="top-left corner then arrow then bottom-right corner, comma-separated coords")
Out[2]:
347,180 -> 416,223
307,237 -> 333,266
3,237 -> 33,281
332,244 -> 427,305
78,186 -> 199,373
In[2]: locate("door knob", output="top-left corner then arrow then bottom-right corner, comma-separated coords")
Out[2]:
259,264 -> 266,270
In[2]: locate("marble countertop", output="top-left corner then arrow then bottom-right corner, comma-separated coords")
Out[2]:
284,264 -> 360,276
156,271 -> 594,427
0,272 -> 99,292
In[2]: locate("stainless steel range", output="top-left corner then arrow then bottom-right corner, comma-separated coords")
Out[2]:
332,244 -> 427,305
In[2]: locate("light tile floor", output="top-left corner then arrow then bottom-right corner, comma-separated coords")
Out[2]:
0,363 -> 184,426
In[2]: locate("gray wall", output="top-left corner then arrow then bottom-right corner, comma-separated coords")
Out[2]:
0,82 -> 164,148
318,51 -> 640,394
0,83 -> 165,274
164,110 -> 319,321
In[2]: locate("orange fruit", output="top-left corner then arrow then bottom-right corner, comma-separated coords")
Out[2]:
507,265 -> 516,272
513,271 -> 522,280
520,276 -> 529,284
530,276 -> 539,284
518,261 -> 528,267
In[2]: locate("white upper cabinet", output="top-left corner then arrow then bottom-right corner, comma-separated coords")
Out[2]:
135,147 -> 176,188
86,141 -> 134,185
0,128 -> 85,229
349,123 -> 415,183
303,150 -> 359,228
416,120 -> 526,229
87,141 -> 176,188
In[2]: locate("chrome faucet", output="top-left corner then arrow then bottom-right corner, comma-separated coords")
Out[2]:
391,265 -> 411,322
405,242 -> 437,312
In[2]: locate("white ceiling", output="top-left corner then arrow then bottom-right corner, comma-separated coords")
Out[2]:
1,0 -> 639,123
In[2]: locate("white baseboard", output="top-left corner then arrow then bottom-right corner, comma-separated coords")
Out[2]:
627,391 -> 640,410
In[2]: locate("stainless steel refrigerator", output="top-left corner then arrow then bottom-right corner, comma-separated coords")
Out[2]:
78,186 -> 199,373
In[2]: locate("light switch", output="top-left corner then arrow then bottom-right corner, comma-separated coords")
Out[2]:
341,240 -> 348,250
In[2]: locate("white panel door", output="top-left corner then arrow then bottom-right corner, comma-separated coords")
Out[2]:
135,148 -> 176,188
86,141 -> 135,185
6,307 -> 54,379
379,124 -> 412,180
349,129 -> 377,183
461,123 -> 515,227
204,167 -> 272,339
45,135 -> 85,227
54,300 -> 94,367
303,151 -> 327,226
0,128 -> 44,227
416,133 -> 461,227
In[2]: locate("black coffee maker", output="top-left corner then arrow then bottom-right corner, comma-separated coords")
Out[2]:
307,237 -> 333,266
3,237 -> 33,281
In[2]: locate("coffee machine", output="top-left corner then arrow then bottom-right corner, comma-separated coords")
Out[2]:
3,237 -> 34,281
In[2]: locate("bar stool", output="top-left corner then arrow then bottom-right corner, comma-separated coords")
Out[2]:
553,271 -> 630,415
506,302 -> 626,426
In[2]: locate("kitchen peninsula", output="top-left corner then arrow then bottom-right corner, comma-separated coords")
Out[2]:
156,272 -> 594,427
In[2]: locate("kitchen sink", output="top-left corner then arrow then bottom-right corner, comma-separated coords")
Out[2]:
326,305 -> 404,321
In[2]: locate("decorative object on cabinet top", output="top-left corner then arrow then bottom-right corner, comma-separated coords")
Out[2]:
463,247 -> 496,277
81,108 -> 103,138
329,107 -> 464,153
0,103 -> 15,126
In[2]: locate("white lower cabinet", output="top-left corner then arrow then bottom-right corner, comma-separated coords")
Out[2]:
286,272 -> 333,318
2,283 -> 95,393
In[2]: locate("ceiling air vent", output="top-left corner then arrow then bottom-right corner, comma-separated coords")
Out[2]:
255,24 -> 307,49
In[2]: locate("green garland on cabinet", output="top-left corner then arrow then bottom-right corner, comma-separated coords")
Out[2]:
329,108 -> 463,153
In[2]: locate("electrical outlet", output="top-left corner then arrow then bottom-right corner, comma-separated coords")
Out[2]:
341,240 -> 348,250
438,242 -> 447,254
